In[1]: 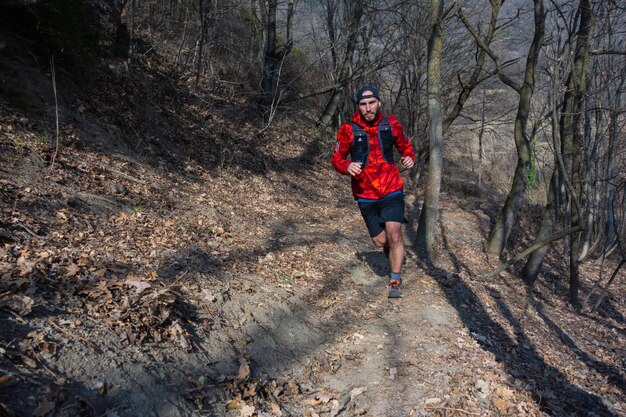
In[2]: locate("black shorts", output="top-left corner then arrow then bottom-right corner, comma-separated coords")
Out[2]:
357,193 -> 406,237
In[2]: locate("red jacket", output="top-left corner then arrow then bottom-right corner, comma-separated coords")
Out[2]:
331,112 -> 415,200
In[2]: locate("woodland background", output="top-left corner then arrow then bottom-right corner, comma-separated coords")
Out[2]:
0,0 -> 624,416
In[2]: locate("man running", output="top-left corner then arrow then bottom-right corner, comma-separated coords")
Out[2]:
331,85 -> 416,298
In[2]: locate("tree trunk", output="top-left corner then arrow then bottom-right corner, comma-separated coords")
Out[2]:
566,0 -> 593,307
521,0 -> 593,298
605,66 -> 625,249
195,0 -> 208,87
319,89 -> 347,127
485,0 -> 545,256
261,0 -> 279,105
415,0 -> 443,256
478,94 -> 485,189
260,0 -> 294,107
579,102 -> 601,262
522,168 -> 559,285
325,0 -> 338,70
128,0 -> 136,67
522,60 -> 564,284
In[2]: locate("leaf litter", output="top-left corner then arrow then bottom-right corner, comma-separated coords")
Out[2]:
0,35 -> 625,417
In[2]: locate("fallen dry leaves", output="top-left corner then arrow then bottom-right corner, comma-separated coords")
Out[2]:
1,36 -> 624,417
76,273 -> 191,349
188,360 -> 353,417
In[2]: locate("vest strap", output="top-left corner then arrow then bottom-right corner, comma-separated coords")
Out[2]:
350,117 -> 395,168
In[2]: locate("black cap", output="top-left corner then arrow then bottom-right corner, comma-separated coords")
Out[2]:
355,85 -> 380,102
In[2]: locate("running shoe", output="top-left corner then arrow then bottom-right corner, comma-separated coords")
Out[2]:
388,279 -> 403,298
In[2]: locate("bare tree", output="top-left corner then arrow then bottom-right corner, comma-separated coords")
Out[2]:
317,0 -> 364,126
443,0 -> 503,134
605,66 -> 626,250
415,0 -> 443,256
459,0 -> 546,257
261,0 -> 295,106
557,0 -> 593,306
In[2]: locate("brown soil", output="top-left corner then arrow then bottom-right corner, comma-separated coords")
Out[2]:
1,41 -> 625,417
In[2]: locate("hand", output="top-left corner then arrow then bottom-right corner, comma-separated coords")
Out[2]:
401,156 -> 415,169
347,162 -> 363,176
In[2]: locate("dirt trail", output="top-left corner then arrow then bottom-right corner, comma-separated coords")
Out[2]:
1,53 -> 624,417
0,146 -> 521,417
2,151 -> 623,416
311,243 -> 461,416
256,209 -> 521,417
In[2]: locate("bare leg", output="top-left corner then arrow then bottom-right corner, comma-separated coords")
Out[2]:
384,221 -> 404,274
371,230 -> 387,250
372,225 -> 404,297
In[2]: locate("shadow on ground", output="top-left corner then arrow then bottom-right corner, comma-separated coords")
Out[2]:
407,216 -> 622,416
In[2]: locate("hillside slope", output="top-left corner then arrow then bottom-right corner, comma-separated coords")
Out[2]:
1,18 -> 625,417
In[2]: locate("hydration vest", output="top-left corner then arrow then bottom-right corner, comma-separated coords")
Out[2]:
350,117 -> 395,168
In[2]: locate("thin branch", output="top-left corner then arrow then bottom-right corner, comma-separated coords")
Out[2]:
14,223 -> 39,237
591,49 -> 626,55
456,0 -> 522,93
482,226 -> 583,278
289,55 -> 387,102
48,319 -> 95,352
259,46 -> 290,134
443,0 -> 502,132
49,56 -> 60,171
99,165 -> 146,184
592,259 -> 625,312
442,1 -> 455,20
423,406 -> 481,416
495,7 -> 520,33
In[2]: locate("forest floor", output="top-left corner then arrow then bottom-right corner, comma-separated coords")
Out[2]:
1,38 -> 625,417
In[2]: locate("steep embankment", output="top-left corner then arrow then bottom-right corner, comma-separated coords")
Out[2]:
1,20 -> 625,417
